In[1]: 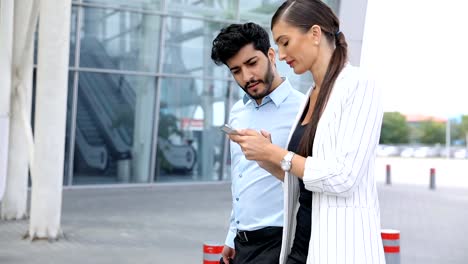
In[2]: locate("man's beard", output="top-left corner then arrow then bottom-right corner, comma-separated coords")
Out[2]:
242,61 -> 275,100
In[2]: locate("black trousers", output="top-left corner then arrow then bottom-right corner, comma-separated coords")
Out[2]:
220,227 -> 283,264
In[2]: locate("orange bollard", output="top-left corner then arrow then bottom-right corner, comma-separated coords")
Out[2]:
203,243 -> 223,264
381,229 -> 400,264
430,168 -> 436,190
386,164 -> 391,185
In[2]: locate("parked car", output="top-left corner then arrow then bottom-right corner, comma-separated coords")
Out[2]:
453,148 -> 468,159
400,147 -> 415,158
413,146 -> 440,158
377,145 -> 400,157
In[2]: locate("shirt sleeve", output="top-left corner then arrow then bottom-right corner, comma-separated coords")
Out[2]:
302,78 -> 383,197
224,209 -> 236,248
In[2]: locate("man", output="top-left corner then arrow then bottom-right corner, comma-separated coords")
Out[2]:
211,23 -> 304,264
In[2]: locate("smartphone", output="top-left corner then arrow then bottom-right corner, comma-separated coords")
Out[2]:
220,124 -> 239,135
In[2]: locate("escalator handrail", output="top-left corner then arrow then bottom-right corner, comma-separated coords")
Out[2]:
79,76 -> 131,158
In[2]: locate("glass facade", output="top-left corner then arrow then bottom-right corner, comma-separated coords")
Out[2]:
40,0 -> 339,185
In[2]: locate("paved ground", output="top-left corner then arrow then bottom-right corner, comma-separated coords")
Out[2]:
1,181 -> 468,264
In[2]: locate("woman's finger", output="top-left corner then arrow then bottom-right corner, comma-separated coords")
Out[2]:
260,130 -> 272,142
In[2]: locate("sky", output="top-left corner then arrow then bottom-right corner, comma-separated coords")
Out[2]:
360,0 -> 468,118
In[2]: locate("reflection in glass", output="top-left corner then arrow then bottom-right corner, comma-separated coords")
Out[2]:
79,7 -> 161,72
167,0 -> 237,20
239,0 -> 278,25
82,0 -> 161,11
239,0 -> 340,24
163,17 -> 230,79
156,78 -> 230,182
71,72 -> 155,184
325,0 -> 341,13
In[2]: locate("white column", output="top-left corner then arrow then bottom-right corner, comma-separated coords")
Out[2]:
132,11 -> 159,183
339,0 -> 368,66
1,0 -> 38,220
200,4 -> 215,180
0,0 -> 15,201
28,0 -> 71,239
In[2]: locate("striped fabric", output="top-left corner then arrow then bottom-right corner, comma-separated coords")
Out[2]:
279,64 -> 386,264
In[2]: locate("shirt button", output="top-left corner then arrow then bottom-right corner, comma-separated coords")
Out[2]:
236,198 -> 239,201
236,221 -> 240,224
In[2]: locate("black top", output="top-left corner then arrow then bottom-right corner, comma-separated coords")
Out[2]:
287,124 -> 313,208
286,111 -> 312,262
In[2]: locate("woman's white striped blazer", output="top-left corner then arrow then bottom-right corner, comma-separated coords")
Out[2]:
279,64 -> 386,264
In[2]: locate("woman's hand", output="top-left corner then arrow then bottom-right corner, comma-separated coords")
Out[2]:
230,128 -> 289,181
228,129 -> 272,161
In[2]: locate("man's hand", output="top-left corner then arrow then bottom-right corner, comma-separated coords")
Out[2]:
221,245 -> 235,264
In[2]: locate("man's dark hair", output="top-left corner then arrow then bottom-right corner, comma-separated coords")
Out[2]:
211,22 -> 270,66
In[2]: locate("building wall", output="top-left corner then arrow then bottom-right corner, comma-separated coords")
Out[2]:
338,0 -> 367,65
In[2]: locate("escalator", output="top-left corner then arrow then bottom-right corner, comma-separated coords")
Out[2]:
73,37 -> 134,175
74,96 -> 108,172
73,37 -> 197,177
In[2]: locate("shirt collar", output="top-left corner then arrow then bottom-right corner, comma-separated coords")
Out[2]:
242,77 -> 292,108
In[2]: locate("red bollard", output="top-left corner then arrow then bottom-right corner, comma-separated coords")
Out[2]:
430,168 -> 436,190
381,229 -> 400,264
386,164 -> 391,185
203,243 -> 224,264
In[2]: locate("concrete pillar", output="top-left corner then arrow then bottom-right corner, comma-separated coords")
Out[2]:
131,10 -> 159,183
200,0 -> 216,180
0,0 -> 15,201
338,0 -> 368,66
28,0 -> 71,239
1,0 -> 38,220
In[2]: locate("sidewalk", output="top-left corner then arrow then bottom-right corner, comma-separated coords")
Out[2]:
1,182 -> 467,263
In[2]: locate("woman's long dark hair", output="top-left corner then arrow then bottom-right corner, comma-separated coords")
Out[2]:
272,0 -> 348,157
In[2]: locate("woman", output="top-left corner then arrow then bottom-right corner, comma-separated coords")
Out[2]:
229,0 -> 386,263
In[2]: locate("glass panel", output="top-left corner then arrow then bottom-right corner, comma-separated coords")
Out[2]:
69,6 -> 78,66
324,0 -> 341,14
155,77 -> 230,182
239,0 -> 341,25
238,0 -> 278,26
167,0 -> 238,20
71,72 -> 156,185
276,57 -> 314,94
79,7 -> 161,72
162,17 -> 231,79
82,0 -> 161,11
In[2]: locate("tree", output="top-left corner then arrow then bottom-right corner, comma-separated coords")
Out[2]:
380,112 -> 409,144
460,115 -> 468,147
417,119 -> 446,145
451,120 -> 464,145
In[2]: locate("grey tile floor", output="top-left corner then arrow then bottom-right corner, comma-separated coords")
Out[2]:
1,182 -> 467,263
